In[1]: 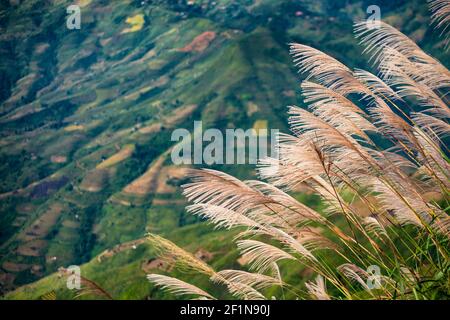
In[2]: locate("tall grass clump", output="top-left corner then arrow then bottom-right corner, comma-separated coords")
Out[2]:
146,6 -> 450,300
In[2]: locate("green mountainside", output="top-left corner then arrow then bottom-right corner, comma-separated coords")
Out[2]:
0,0 -> 447,298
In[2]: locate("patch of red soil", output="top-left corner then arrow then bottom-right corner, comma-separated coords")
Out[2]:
179,31 -> 216,53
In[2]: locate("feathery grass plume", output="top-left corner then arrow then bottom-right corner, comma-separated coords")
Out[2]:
413,127 -> 450,188
380,47 -> 450,92
210,270 -> 284,300
301,81 -> 367,114
182,169 -> 273,216
258,135 -> 327,188
143,17 -> 449,300
431,211 -> 450,237
305,275 -> 330,300
147,274 -> 215,300
338,263 -> 398,299
146,233 -> 215,276
370,178 -> 426,227
184,169 -> 323,230
353,69 -> 403,101
289,44 -> 370,97
213,270 -> 283,290
246,180 -> 324,223
236,239 -> 297,273
186,203 -> 264,231
337,264 -> 372,292
287,106 -> 367,148
377,50 -> 450,119
363,217 -> 389,241
428,0 -> 450,47
58,267 -> 113,300
355,21 -> 450,117
412,112 -> 450,139
429,0 -> 450,29
294,226 -> 338,252
355,20 -> 450,69
212,280 -> 266,300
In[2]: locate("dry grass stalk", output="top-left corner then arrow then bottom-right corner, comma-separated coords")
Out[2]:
143,17 -> 449,300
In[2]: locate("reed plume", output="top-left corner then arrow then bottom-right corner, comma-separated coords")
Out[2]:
428,0 -> 450,47
146,16 -> 449,300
